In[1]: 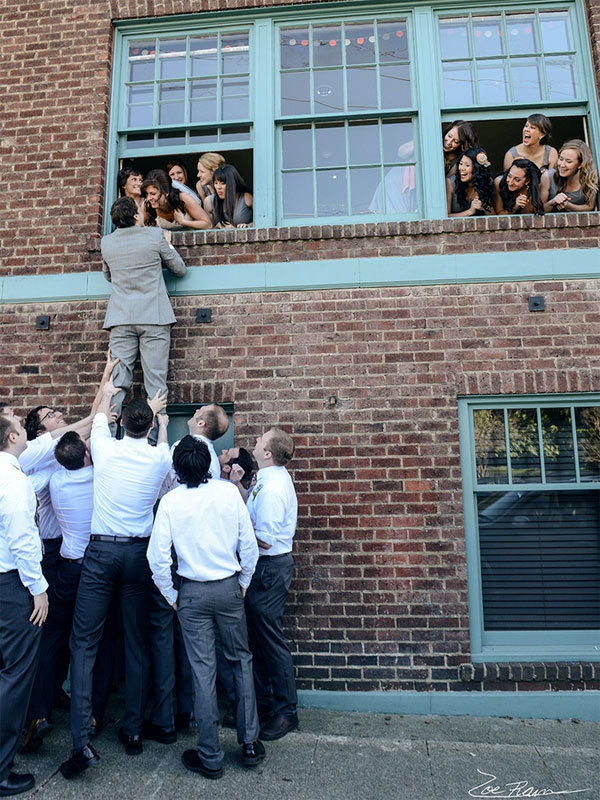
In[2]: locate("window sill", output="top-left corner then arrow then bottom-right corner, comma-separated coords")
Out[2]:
460,662 -> 600,682
166,212 -> 600,247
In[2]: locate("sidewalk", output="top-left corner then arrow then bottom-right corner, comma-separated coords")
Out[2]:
18,702 -> 599,799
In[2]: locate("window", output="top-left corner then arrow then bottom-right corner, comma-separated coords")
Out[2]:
165,403 -> 235,450
108,1 -> 599,229
459,396 -> 600,661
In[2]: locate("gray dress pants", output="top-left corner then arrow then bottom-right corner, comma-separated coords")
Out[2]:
177,574 -> 259,770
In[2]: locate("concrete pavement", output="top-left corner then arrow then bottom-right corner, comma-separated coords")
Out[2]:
15,701 -> 599,799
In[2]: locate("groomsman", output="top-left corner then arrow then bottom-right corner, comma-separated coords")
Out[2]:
0,414 -> 48,796
245,428 -> 299,741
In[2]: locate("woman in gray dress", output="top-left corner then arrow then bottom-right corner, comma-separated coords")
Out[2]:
544,139 -> 598,212
207,165 -> 253,229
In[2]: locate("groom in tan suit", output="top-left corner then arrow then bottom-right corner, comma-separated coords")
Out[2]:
101,197 -> 187,426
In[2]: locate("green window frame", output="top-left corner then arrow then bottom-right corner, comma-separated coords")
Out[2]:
106,0 -> 600,232
458,394 -> 600,662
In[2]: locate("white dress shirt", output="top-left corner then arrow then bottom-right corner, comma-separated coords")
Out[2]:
246,465 -> 298,556
19,432 -> 56,474
160,434 -> 220,497
148,478 -> 259,606
0,452 -> 48,595
90,413 -> 172,537
50,466 -> 94,559
29,463 -> 62,541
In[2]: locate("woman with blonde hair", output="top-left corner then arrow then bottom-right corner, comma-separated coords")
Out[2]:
196,152 -> 226,204
544,139 -> 598,212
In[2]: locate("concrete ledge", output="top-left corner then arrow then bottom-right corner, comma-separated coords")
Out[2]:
297,689 -> 600,722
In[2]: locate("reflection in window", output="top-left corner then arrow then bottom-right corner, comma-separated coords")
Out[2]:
279,17 -> 412,116
477,490 -> 600,630
126,32 -> 250,129
438,9 -> 578,106
576,408 -> 600,482
474,408 -> 508,484
280,119 -> 416,219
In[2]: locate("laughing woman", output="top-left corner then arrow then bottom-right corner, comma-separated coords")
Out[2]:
544,140 -> 599,212
503,114 -> 558,173
142,170 -> 212,231
493,158 -> 545,215
446,148 -> 494,217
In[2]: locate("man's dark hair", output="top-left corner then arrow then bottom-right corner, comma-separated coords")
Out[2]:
201,405 -> 229,441
121,398 -> 154,438
54,431 -> 87,471
0,417 -> 16,451
227,447 -> 255,490
24,406 -> 45,441
173,435 -> 211,488
110,196 -> 138,229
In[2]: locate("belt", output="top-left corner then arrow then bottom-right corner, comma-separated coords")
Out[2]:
258,552 -> 292,561
90,534 -> 150,543
181,573 -> 237,584
62,557 -> 84,564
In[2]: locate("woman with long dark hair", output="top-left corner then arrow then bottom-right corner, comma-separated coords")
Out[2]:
494,158 -> 545,215
206,165 -> 253,228
503,114 -> 558,173
117,166 -> 146,223
166,160 -> 202,204
442,120 -> 479,177
446,148 -> 494,217
141,170 -> 211,231
544,139 -> 599,212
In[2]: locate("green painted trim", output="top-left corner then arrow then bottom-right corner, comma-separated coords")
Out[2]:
297,689 -> 600,721
2,248 -> 599,304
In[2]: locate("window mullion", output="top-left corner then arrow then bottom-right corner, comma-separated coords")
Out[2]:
536,407 -> 547,484
503,408 -> 513,485
535,9 -> 550,102
571,406 -> 581,483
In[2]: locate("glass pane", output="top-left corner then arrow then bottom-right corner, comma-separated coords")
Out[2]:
506,14 -> 538,56
540,11 -> 572,52
345,22 -> 376,66
159,83 -> 184,102
191,36 -> 218,77
472,16 -> 503,58
350,167 -> 382,214
575,407 -> 600,482
190,80 -> 217,123
380,64 -> 411,108
280,28 -> 310,70
477,59 -> 508,103
315,123 -> 345,168
159,39 -> 186,80
125,133 -> 154,149
128,84 -> 153,104
368,166 -> 417,214
439,18 -> 471,61
282,171 -> 314,217
127,106 -> 153,127
280,71 -> 311,116
381,120 -> 414,163
316,169 -> 348,215
313,25 -> 343,68
129,41 -> 155,82
474,409 -> 508,484
348,121 -> 380,165
378,21 -> 409,62
314,69 -> 344,113
477,489 -> 600,630
442,62 -> 474,105
157,130 -> 186,146
512,57 -> 542,102
222,77 -> 249,120
508,408 -> 541,483
347,67 -> 377,111
189,128 -> 218,144
159,102 -> 184,126
282,126 -> 312,169
221,32 -> 249,75
221,126 -> 251,142
545,56 -> 577,100
541,407 -> 576,483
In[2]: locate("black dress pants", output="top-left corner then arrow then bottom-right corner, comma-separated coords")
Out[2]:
245,553 -> 297,718
70,539 -> 151,750
0,571 -> 42,781
28,557 -> 117,722
41,537 -> 69,699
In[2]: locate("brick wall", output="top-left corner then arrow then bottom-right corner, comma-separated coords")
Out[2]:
2,278 -> 600,691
